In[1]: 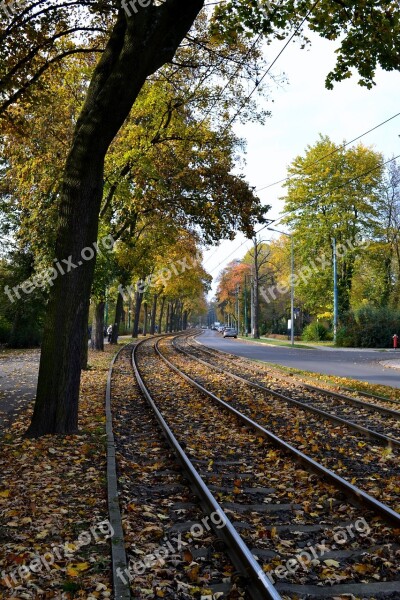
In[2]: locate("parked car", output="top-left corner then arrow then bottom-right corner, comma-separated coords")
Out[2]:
223,327 -> 237,338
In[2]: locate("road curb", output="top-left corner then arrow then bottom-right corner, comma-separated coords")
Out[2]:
106,344 -> 132,600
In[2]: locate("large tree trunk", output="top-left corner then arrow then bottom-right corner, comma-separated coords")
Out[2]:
158,296 -> 166,334
143,302 -> 148,336
26,1 -> 204,437
81,299 -> 90,370
91,301 -> 105,351
150,293 -> 158,334
132,281 -> 144,338
111,290 -> 124,344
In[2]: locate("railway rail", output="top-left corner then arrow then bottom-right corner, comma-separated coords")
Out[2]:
110,342 -> 250,599
126,334 -> 400,599
162,336 -> 400,513
193,334 -> 400,411
176,333 -> 400,448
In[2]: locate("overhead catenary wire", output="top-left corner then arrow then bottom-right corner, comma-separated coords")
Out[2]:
220,0 -> 322,135
205,153 -> 400,275
256,110 -> 400,192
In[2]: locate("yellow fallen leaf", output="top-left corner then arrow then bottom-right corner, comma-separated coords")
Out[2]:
66,566 -> 79,577
76,562 -> 90,572
0,490 -> 10,498
323,559 -> 340,568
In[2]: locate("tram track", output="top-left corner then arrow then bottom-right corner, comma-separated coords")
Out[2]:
111,342 -> 251,599
192,334 -> 400,411
178,334 -> 400,447
129,334 -> 400,599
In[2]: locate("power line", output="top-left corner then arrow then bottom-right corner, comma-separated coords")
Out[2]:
256,111 -> 400,192
221,0 -> 322,135
206,220 -> 277,272
206,153 -> 400,276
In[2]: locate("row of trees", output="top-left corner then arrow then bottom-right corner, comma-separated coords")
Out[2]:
215,137 -> 400,346
0,25 -> 271,352
2,0 -> 400,435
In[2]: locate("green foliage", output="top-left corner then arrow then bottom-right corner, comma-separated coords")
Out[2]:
282,136 -> 384,316
337,306 -> 400,348
0,315 -> 11,343
0,253 -> 46,348
212,1 -> 400,90
302,321 -> 329,342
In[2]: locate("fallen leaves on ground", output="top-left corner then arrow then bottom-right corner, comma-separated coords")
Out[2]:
0,347 -> 116,598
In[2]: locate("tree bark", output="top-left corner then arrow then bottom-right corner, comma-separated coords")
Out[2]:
91,301 -> 105,351
26,0 -> 205,437
143,302 -> 148,336
158,296 -> 166,334
111,290 -> 124,344
132,281 -> 144,338
150,293 -> 158,334
81,303 -> 89,370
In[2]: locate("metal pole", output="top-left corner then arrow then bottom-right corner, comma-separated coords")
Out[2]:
250,274 -> 254,336
290,237 -> 294,348
244,275 -> 248,337
333,237 -> 338,343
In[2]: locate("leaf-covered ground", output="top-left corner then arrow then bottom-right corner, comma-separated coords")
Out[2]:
112,344 -> 247,600
136,338 -> 400,596
168,339 -> 400,513
0,347 -> 116,599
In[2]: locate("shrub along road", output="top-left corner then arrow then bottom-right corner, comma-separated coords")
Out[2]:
200,330 -> 400,389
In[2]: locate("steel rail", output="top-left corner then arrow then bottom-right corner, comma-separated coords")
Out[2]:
172,336 -> 400,449
155,337 -> 400,528
193,334 -> 400,411
131,337 -> 282,600
340,385 -> 400,407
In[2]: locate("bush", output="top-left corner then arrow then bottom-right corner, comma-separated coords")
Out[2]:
302,321 -> 329,341
336,306 -> 400,348
0,316 -> 11,344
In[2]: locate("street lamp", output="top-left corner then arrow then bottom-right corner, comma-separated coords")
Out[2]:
267,227 -> 295,348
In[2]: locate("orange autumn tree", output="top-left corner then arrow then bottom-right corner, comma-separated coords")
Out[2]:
216,260 -> 250,326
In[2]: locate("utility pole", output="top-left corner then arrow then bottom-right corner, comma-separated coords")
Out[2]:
332,237 -> 338,343
236,285 -> 241,333
252,237 -> 260,338
290,236 -> 294,347
250,270 -> 254,336
244,275 -> 248,337
267,227 -> 295,347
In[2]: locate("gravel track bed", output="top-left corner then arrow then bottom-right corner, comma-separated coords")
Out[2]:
111,344 -> 247,600
166,338 -> 400,514
182,339 -> 400,441
135,338 -> 400,598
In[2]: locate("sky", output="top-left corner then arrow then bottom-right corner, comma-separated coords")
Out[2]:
203,31 -> 400,298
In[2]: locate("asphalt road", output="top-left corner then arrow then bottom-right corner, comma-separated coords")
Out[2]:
0,349 -> 40,431
198,330 -> 400,389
